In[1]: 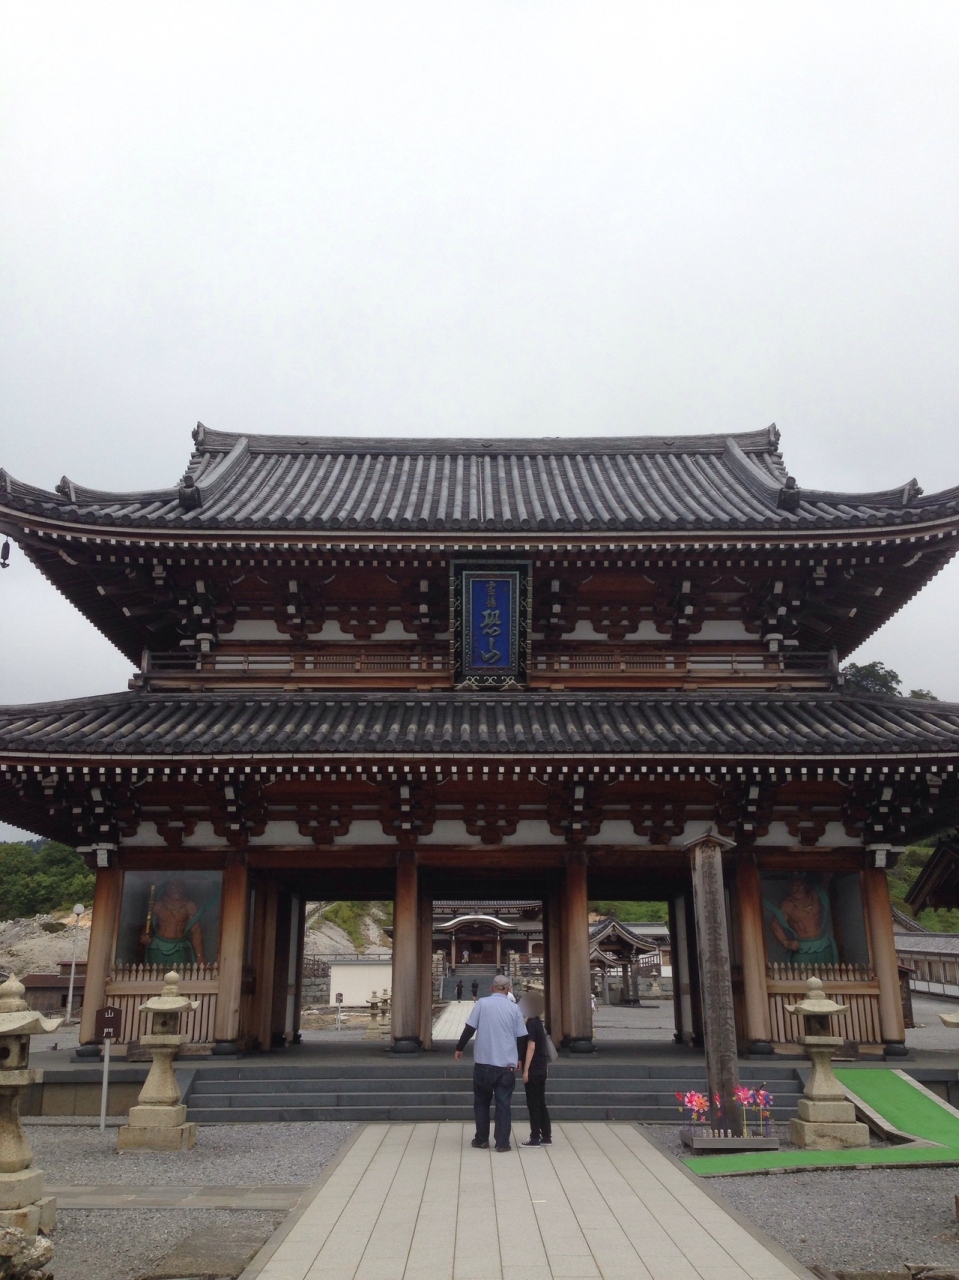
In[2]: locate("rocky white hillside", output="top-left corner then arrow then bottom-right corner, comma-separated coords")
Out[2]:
0,910 -> 91,977
304,902 -> 392,957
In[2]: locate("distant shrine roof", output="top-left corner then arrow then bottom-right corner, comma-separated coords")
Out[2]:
3,422 -> 957,534
2,688 -> 958,758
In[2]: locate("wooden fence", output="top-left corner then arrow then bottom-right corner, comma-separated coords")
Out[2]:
765,962 -> 881,1044
104,963 -> 219,1044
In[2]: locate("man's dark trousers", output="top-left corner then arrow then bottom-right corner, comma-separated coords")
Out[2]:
473,1063 -> 516,1149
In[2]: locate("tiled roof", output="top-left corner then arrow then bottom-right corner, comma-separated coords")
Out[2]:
3,423 -> 956,534
1,690 -> 958,758
894,934 -> 959,954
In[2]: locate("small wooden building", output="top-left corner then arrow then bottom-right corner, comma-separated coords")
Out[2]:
1,424 -> 958,1057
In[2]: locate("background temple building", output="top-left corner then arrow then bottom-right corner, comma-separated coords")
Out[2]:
1,423 -> 958,1058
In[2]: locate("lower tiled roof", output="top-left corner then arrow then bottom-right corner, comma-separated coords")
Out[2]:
0,690 -> 958,758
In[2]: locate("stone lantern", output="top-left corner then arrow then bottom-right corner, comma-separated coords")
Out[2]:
785,976 -> 869,1150
0,975 -> 60,1236
117,971 -> 198,1152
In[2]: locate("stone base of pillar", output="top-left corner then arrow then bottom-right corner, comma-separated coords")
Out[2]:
790,1094 -> 869,1149
117,1123 -> 197,1151
883,1041 -> 909,1058
389,1036 -> 422,1054
211,1040 -> 241,1056
748,1040 -> 775,1056
117,1102 -> 197,1151
0,1170 -> 55,1237
564,1037 -> 595,1054
0,1171 -> 44,1211
75,1044 -> 101,1059
790,1117 -> 870,1149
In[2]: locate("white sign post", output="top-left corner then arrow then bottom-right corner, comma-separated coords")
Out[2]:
99,1032 -> 112,1133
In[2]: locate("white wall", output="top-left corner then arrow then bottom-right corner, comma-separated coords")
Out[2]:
328,961 -> 393,1008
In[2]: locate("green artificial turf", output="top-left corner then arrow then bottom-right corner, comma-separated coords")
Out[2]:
834,1068 -> 959,1145
683,1069 -> 959,1177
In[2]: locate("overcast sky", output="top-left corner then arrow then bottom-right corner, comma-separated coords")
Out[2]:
2,3 -> 958,838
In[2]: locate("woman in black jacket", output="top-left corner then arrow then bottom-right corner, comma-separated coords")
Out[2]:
521,990 -> 552,1146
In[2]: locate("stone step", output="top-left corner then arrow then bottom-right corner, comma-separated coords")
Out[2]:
194,1062 -> 801,1083
189,1077 -> 801,1101
188,1101 -> 796,1124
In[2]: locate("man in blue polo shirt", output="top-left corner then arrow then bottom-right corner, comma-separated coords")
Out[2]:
455,973 -> 529,1152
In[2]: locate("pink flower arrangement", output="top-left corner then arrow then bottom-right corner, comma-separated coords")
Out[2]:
675,1090 -> 710,1123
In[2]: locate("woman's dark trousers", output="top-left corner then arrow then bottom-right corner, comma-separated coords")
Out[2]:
524,1074 -> 551,1141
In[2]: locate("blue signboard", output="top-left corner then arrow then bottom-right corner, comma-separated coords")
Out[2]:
464,572 -> 518,675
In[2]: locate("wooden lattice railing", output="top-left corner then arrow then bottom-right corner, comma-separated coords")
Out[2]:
104,963 -> 219,1044
765,962 -> 881,1044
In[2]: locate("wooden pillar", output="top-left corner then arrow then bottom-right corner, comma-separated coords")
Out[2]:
291,895 -> 306,1044
213,855 -> 249,1052
543,887 -> 563,1042
736,860 -> 774,1054
391,850 -> 421,1051
668,894 -> 689,1044
78,863 -> 122,1049
562,852 -> 593,1051
253,881 -> 279,1052
684,888 -> 705,1046
270,890 -> 295,1048
687,832 -> 743,1135
863,864 -> 907,1055
418,888 -> 433,1050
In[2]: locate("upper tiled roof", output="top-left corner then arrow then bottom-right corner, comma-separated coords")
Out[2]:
3,423 -> 957,534
1,689 -> 958,758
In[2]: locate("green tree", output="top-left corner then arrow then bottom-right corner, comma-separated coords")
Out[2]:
841,661 -> 902,696
589,900 -> 668,923
908,688 -> 939,701
0,842 -> 95,921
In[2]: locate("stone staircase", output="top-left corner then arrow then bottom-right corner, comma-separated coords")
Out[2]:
440,965 -> 499,1000
186,1061 -> 801,1125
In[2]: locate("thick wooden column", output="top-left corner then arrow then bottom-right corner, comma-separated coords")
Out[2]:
668,894 -> 689,1044
558,883 -> 572,1038
213,855 -> 249,1052
391,850 -> 421,1052
562,851 -> 594,1052
270,890 -> 295,1049
291,895 -> 307,1045
78,863 -> 122,1050
863,865 -> 907,1056
418,888 -> 434,1050
252,881 -> 278,1052
687,831 -> 743,1135
736,860 -> 774,1055
543,887 -> 563,1042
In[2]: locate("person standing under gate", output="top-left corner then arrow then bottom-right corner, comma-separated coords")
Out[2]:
455,979 -> 464,1002
520,990 -> 552,1147
454,973 -> 528,1152
470,979 -> 479,1001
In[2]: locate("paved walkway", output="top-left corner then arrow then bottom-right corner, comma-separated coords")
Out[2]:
431,1001 -> 475,1040
249,1122 -> 808,1280
45,1183 -> 305,1210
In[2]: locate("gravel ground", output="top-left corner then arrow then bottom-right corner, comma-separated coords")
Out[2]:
30,1120 -> 356,1186
712,1165 -> 959,1274
50,1208 -> 282,1280
643,1125 -> 959,1273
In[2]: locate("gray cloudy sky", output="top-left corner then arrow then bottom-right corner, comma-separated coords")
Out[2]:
2,3 -> 959,837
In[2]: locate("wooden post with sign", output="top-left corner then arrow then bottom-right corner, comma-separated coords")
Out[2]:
95,1006 -> 120,1133
686,830 -> 743,1136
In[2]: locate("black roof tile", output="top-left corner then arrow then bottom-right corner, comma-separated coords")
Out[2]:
3,423 -> 957,535
1,690 -> 958,759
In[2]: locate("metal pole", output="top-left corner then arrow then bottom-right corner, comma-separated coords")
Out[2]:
99,1035 -> 111,1132
66,907 -> 83,1024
